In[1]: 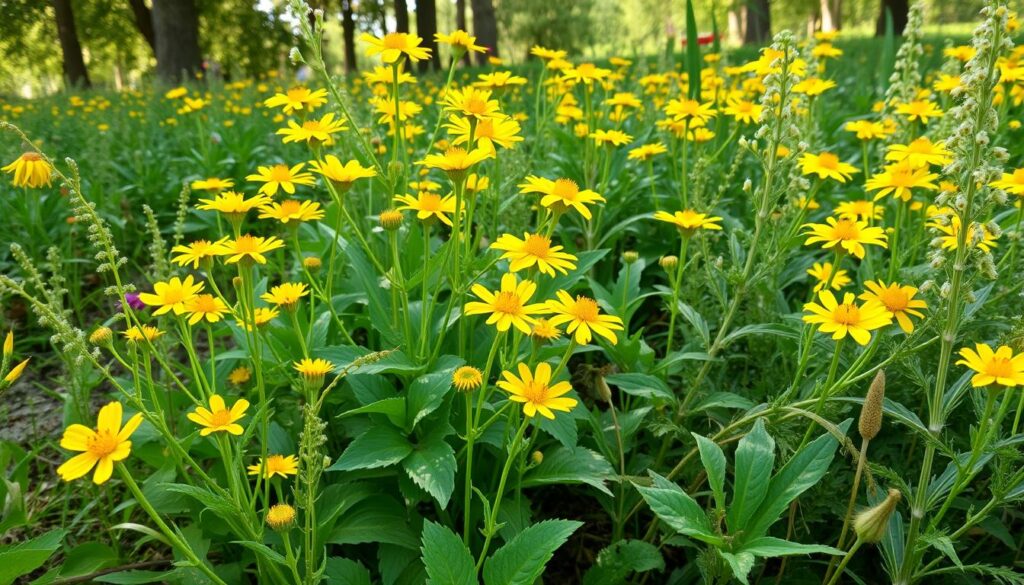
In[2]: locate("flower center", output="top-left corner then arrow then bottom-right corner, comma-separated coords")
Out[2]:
268,165 -> 293,181
419,194 -> 442,211
22,152 -> 42,162
88,430 -> 119,458
832,303 -> 861,325
476,120 -> 495,138
985,357 -> 1015,378
551,179 -> 579,200
493,291 -> 523,314
831,219 -> 860,240
817,153 -> 839,169
465,97 -> 488,114
383,33 -> 407,49
209,409 -> 232,427
520,380 -> 550,403
192,295 -> 219,313
279,200 -> 303,215
878,288 -> 909,311
522,235 -> 552,258
571,297 -> 600,322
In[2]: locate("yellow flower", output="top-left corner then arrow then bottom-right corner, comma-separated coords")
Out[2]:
190,177 -> 235,192
990,168 -> 1024,195
628,143 -> 668,161
276,113 -> 347,145
885,138 -> 952,167
435,29 -> 488,53
664,98 -> 717,124
491,233 -> 578,276
859,281 -> 927,333
807,262 -> 851,292
561,62 -> 612,85
165,87 -> 188,99
185,294 -> 229,325
723,98 -> 763,124
197,191 -> 271,216
139,275 -> 204,316
442,87 -> 503,121
219,235 -> 286,264
371,97 -> 423,124
394,191 -> 457,226
545,290 -> 624,345
416,147 -> 492,178
361,32 -> 432,63
263,87 -> 328,114
792,77 -> 837,96
294,358 -> 334,387
933,73 -> 962,93
246,163 -> 315,196
452,366 -> 483,392
930,216 -> 998,252
518,176 -> 605,220
2,152 -> 52,188
171,239 -> 229,269
530,46 -> 567,60
57,402 -> 144,484
248,454 -> 299,479
531,318 -> 562,341
3,358 -> 29,386
497,362 -> 577,420
844,120 -> 889,141
309,155 -> 377,190
187,394 -> 249,436
799,152 -> 858,183
229,366 -> 252,385
803,216 -> 888,259
475,71 -> 528,90
590,129 -> 633,147
258,199 -> 325,224
835,199 -> 884,221
261,282 -> 309,309
802,290 -> 892,345
653,210 -> 723,235
866,161 -> 939,202
446,115 -> 523,155
266,504 -> 296,531
464,273 -> 547,334
957,343 -> 1024,387
123,325 -> 163,343
362,64 -> 415,85
944,45 -> 976,62
604,92 -> 641,109
895,100 -> 943,124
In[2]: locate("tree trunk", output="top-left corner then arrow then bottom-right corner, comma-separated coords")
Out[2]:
415,0 -> 440,71
127,0 -> 157,53
470,0 -> 498,65
395,0 -> 409,33
53,0 -> 91,88
820,0 -> 841,31
876,0 -> 909,36
151,0 -> 203,83
456,0 -> 470,65
743,0 -> 771,45
342,0 -> 358,73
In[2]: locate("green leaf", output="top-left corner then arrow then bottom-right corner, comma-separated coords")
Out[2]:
692,433 -> 726,511
318,345 -> 419,375
727,419 -> 775,535
743,426 -> 842,541
329,425 -> 412,471
739,536 -> 843,558
233,540 -> 287,566
0,528 -> 65,585
420,521 -> 478,585
521,446 -> 615,496
94,571 -> 180,584
406,369 -> 454,430
51,541 -> 118,580
691,392 -> 755,412
581,540 -> 664,585
633,472 -> 720,545
339,397 -> 406,428
402,435 -> 457,507
719,551 -> 756,585
324,557 -> 373,585
685,0 -> 701,100
605,373 -> 676,403
676,302 -> 709,348
328,496 -> 419,549
482,519 -> 582,585
534,250 -> 608,300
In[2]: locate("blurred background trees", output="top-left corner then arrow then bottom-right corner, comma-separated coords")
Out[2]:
0,0 -> 992,95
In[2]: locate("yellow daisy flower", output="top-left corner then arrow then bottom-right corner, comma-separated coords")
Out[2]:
196,191 -> 271,216
294,358 -> 334,387
246,163 -> 315,196
171,239 -> 229,269
799,152 -> 859,183
497,362 -> 577,420
990,168 -> 1024,195
261,282 -> 309,310
866,161 -> 939,201
803,216 -> 888,259
885,138 -> 952,167
57,402 -> 144,484
139,275 -> 204,316
2,152 -> 53,188
123,325 -> 163,343
185,294 -> 230,325
807,262 -> 851,292
219,235 -> 286,264
276,113 -> 347,145
464,273 -> 547,334
308,155 -> 377,191
360,32 -> 432,63
859,281 -> 927,333
394,191 -> 457,226
190,177 -> 235,192
452,366 -> 483,392
258,199 -> 325,224
802,290 -> 892,345
957,343 -> 1024,387
187,394 -> 249,436
248,454 -> 299,479
653,210 -> 723,236
491,233 -> 578,276
545,290 -> 624,345
263,87 -> 328,114
518,176 -> 605,220
416,147 -> 492,178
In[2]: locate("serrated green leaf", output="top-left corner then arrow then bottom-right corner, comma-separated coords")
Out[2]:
739,536 -> 842,558
420,521 -> 478,585
692,433 -> 726,512
727,419 -> 775,535
634,472 -> 720,545
328,496 -> 419,549
324,557 -> 373,585
605,373 -> 676,402
329,425 -> 411,471
402,435 -> 456,507
482,520 -> 582,585
339,397 -> 406,428
0,528 -> 65,585
719,551 -> 756,585
521,446 -> 615,496
581,540 -> 664,585
406,369 -> 454,430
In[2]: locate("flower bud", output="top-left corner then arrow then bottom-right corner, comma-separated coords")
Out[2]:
266,504 -> 296,532
859,370 -> 885,441
452,366 -> 483,393
659,255 -> 678,272
595,375 -> 612,404
2,331 -> 11,357
531,450 -> 544,465
622,250 -> 639,265
854,488 -> 901,543
303,256 -> 322,272
89,326 -> 113,347
380,209 -> 404,231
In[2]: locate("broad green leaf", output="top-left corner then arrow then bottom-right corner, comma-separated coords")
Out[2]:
691,392 -> 755,412
633,472 -> 720,545
329,425 -> 412,471
233,540 -> 287,566
692,433 -> 726,511
743,425 -> 842,541
339,397 -> 406,429
324,557 -> 373,585
482,520 -> 582,585
0,528 -> 65,585
685,0 -> 701,100
420,521 -> 478,585
402,435 -> 457,507
521,446 -> 615,496
676,302 -> 709,348
406,369 -> 454,430
727,419 -> 775,535
739,536 -> 842,558
534,250 -> 608,300
328,496 -> 419,549
605,373 -> 676,403
581,540 -> 664,585
719,551 -> 756,585
318,345 -> 419,376
47,541 -> 118,581
94,571 -> 180,584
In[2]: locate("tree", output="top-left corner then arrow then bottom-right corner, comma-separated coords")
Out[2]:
395,0 -> 409,33
456,0 -> 470,65
415,0 -> 440,71
744,0 -> 770,44
127,0 -> 156,53
53,0 -> 91,88
470,0 -> 498,64
151,0 -> 202,83
820,0 -> 841,31
876,0 -> 909,35
342,0 -> 358,72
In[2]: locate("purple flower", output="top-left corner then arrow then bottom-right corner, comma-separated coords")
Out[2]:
124,292 -> 145,310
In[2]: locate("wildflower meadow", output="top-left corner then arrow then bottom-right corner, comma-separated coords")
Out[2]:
2,0 -> 1024,583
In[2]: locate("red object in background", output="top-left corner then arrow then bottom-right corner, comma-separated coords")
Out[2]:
683,33 -> 716,47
